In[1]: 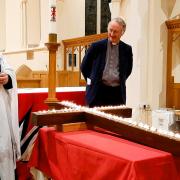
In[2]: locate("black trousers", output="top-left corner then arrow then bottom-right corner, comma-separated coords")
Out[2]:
89,83 -> 124,107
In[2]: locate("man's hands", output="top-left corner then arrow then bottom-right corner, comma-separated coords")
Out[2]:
0,73 -> 8,85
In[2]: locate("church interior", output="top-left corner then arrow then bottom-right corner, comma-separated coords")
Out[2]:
0,0 -> 180,179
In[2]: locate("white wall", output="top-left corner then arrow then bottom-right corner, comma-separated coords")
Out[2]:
115,0 -> 180,109
39,0 -> 49,44
5,0 -> 85,71
0,0 -> 6,51
147,0 -> 167,109
5,0 -> 21,51
146,0 -> 180,109
118,0 -> 149,108
56,0 -> 85,71
27,0 -> 41,47
5,50 -> 49,71
57,0 -> 85,40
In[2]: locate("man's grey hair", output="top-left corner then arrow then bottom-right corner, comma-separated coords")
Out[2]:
109,17 -> 126,33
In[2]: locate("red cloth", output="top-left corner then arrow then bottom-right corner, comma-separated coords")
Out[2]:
17,89 -> 85,180
16,161 -> 33,180
18,90 -> 85,120
29,128 -> 180,180
18,90 -> 85,135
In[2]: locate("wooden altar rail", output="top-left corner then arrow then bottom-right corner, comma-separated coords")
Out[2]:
62,33 -> 108,86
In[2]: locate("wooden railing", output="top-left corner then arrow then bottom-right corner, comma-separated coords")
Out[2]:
62,33 -> 108,86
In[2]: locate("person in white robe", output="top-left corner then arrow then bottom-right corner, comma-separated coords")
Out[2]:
0,56 -> 21,180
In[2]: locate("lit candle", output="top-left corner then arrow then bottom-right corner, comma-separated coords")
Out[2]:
49,0 -> 57,34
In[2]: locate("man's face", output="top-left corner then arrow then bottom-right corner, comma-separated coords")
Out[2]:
107,21 -> 124,44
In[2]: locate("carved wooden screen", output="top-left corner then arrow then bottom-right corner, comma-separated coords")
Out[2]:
166,18 -> 180,109
62,33 -> 108,86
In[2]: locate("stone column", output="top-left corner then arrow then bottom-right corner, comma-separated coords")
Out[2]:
109,0 -> 121,19
21,0 -> 27,48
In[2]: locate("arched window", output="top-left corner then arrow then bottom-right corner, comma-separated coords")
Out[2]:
85,0 -> 111,35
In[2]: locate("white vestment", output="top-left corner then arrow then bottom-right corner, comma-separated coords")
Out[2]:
0,56 -> 21,180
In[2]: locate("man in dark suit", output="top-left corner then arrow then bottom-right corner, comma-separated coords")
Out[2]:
80,17 -> 133,107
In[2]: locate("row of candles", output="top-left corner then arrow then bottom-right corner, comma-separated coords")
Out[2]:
37,101 -> 180,140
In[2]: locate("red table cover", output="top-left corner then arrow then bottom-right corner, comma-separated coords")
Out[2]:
29,128 -> 180,180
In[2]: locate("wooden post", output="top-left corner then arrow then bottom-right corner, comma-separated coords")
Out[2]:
45,33 -> 60,108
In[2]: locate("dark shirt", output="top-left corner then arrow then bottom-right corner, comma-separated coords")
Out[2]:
102,40 -> 120,86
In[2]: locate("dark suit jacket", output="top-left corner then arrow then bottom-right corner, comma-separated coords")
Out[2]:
80,38 -> 133,105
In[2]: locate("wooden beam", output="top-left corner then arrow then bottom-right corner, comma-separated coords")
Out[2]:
31,103 -> 180,156
97,108 -> 132,118
85,113 -> 180,156
32,111 -> 85,126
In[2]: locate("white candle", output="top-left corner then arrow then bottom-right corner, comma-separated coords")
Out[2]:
49,0 -> 57,34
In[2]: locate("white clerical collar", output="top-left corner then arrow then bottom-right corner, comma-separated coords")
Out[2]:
108,40 -> 119,46
112,42 -> 118,45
